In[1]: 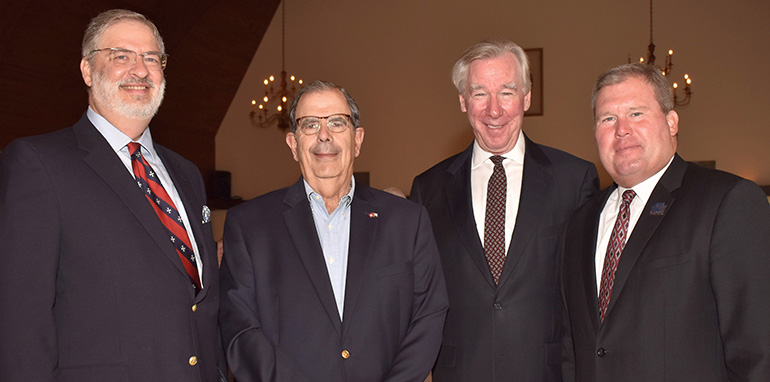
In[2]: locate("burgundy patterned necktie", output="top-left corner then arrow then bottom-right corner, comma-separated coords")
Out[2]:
598,189 -> 636,322
128,142 -> 202,291
484,155 -> 506,285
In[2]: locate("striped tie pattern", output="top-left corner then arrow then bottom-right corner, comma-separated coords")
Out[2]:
598,189 -> 635,321
128,142 -> 201,291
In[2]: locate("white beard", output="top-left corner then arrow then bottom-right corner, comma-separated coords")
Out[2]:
91,70 -> 166,119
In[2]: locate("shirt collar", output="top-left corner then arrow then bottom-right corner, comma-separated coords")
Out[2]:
615,155 -> 675,204
470,130 -> 526,170
303,176 -> 356,208
87,106 -> 157,160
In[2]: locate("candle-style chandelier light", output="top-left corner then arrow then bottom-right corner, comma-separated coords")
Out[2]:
250,0 -> 303,130
631,0 -> 693,108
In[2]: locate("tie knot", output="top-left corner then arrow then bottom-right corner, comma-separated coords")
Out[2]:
490,155 -> 505,167
127,142 -> 142,156
622,189 -> 636,204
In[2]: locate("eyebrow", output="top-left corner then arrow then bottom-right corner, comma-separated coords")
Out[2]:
595,112 -> 613,119
468,83 -> 518,92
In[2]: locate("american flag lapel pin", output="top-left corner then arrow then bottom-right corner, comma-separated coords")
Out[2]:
202,205 -> 211,224
649,202 -> 667,216
368,212 -> 378,218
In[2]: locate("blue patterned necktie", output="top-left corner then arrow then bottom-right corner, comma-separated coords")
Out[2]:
128,142 -> 201,291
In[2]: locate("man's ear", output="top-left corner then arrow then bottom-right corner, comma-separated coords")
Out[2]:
285,132 -> 299,162
353,127 -> 365,157
80,57 -> 93,88
666,110 -> 679,137
458,93 -> 468,113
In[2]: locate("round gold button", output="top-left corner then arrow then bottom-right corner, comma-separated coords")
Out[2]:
189,356 -> 198,366
191,304 -> 198,312
341,350 -> 350,359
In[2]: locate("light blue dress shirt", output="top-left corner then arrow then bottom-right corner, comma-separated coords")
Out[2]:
304,177 -> 355,321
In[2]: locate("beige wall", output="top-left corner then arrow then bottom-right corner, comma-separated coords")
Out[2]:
216,0 -> 770,202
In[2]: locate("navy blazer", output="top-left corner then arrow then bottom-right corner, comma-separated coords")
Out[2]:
410,135 -> 599,382
562,154 -> 770,381
219,179 -> 448,381
0,114 -> 220,381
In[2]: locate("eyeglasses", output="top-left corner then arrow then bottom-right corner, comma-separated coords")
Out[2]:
89,48 -> 168,70
295,114 -> 352,135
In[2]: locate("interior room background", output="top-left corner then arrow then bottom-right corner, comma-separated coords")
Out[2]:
2,0 -> 768,240
218,0 -> 770,201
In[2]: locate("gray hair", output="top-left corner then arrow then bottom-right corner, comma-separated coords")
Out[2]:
592,63 -> 674,117
451,39 -> 531,95
82,9 -> 165,63
288,80 -> 361,133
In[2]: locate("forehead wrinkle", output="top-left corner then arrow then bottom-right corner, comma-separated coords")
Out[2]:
301,113 -> 348,119
99,22 -> 161,55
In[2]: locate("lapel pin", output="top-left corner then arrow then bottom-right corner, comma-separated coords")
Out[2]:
649,202 -> 667,216
202,205 -> 211,224
368,212 -> 378,218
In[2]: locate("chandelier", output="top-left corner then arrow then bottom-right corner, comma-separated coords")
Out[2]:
631,0 -> 692,108
250,0 -> 303,130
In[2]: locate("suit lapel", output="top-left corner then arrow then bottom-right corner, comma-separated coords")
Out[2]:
341,185 -> 377,336
582,189 -> 612,332
444,145 -> 496,287
74,118 -> 190,285
282,179 -> 343,336
156,146 -> 214,301
602,155 -> 686,322
498,136 -> 552,287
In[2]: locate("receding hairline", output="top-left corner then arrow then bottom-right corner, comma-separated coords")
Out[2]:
99,20 -> 159,45
451,40 -> 531,95
82,9 -> 165,59
295,88 -> 350,113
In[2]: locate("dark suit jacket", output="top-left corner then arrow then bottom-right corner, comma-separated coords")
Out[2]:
562,154 -> 770,381
410,135 -> 599,382
0,114 -> 220,382
219,179 -> 448,381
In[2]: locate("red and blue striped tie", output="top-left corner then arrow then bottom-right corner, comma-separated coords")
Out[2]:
128,142 -> 201,291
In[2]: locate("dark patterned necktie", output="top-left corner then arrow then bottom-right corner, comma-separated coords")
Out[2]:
484,155 -> 506,285
128,142 -> 201,291
598,189 -> 636,321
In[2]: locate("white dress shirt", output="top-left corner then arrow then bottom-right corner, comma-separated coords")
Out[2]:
594,156 -> 675,292
87,107 -> 204,286
471,130 -> 526,255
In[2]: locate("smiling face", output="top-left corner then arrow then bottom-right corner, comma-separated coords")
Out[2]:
594,76 -> 679,188
80,20 -> 165,124
286,89 -> 364,190
459,53 -> 531,154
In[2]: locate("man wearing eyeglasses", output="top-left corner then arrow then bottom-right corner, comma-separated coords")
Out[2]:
0,9 -> 222,382
219,80 -> 448,381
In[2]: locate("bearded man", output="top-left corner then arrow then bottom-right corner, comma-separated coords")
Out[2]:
0,9 -> 222,382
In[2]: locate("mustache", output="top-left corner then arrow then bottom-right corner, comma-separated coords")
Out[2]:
117,77 -> 156,89
310,142 -> 340,155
